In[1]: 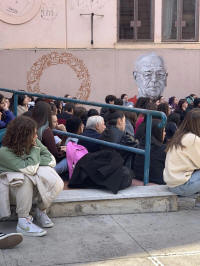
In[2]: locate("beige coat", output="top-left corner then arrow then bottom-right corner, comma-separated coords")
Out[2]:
164,133 -> 200,187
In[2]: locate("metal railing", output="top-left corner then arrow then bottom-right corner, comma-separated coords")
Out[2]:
0,88 -> 167,185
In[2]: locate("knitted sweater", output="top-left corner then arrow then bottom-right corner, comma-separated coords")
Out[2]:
0,139 -> 56,175
164,133 -> 200,187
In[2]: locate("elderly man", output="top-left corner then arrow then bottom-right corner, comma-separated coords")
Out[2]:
133,52 -> 168,99
79,115 -> 106,152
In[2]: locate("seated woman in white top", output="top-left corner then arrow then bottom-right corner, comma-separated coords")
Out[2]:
164,109 -> 200,196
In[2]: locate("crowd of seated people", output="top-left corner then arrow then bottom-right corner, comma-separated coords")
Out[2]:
1,91 -> 200,239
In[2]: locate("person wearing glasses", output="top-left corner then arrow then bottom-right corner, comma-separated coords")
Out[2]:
133,52 -> 168,99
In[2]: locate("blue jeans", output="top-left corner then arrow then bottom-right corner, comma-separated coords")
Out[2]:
54,158 -> 68,175
54,138 -> 78,175
169,170 -> 200,196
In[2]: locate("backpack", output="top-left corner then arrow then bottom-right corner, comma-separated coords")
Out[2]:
66,141 -> 88,179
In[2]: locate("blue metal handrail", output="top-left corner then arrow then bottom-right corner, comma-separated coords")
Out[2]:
0,88 -> 167,185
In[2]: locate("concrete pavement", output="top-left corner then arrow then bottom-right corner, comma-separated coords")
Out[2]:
1,209 -> 200,265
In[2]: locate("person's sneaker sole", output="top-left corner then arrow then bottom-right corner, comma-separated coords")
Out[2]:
0,233 -> 23,249
16,226 -> 47,237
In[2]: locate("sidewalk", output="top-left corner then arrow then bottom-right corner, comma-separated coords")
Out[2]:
1,209 -> 200,266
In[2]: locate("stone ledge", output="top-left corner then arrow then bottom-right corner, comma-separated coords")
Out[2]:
49,185 -> 178,217
54,185 -> 176,202
177,197 -> 196,210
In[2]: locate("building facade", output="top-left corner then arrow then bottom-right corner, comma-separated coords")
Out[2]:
0,0 -> 199,101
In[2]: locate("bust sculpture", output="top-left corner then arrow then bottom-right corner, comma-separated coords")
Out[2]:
133,52 -> 168,99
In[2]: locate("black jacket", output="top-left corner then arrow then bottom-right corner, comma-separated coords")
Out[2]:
79,128 -> 101,152
133,140 -> 166,185
68,150 -> 133,194
100,126 -> 138,169
165,121 -> 177,142
174,110 -> 186,124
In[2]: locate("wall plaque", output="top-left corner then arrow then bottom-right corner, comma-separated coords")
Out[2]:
0,0 -> 41,24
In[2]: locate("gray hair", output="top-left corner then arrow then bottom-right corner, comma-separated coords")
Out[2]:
86,115 -> 104,130
134,52 -> 166,71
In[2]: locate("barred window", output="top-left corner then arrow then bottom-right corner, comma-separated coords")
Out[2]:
162,0 -> 199,41
119,0 -> 154,41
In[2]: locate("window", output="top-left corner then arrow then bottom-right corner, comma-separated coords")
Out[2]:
162,0 -> 199,41
119,0 -> 154,41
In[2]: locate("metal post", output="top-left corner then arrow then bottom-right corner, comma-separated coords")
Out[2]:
91,13 -> 94,45
143,114 -> 152,185
80,13 -> 104,45
13,93 -> 18,116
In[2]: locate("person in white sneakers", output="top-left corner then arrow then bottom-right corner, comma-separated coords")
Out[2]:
0,232 -> 23,249
0,116 -> 64,237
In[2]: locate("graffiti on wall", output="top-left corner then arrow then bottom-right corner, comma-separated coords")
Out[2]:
40,0 -> 58,21
70,0 -> 106,10
27,52 -> 91,100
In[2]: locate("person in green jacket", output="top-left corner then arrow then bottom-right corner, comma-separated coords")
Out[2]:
0,116 -> 63,237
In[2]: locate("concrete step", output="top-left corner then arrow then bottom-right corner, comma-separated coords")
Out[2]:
48,185 -> 178,217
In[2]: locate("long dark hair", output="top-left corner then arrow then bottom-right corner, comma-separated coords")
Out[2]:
0,94 -> 4,103
135,97 -> 151,109
176,99 -> 187,111
151,119 -> 164,146
167,112 -> 180,125
32,101 -> 52,129
2,116 -> 37,156
10,90 -> 28,112
157,102 -> 170,117
166,109 -> 200,151
168,96 -> 176,106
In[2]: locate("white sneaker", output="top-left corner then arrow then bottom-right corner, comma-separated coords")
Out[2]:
17,217 -> 47,237
35,209 -> 54,228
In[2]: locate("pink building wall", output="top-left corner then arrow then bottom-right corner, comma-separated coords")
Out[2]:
0,0 -> 199,101
0,49 -> 199,102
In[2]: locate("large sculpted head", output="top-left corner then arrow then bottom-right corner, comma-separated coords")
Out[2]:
133,53 -> 168,99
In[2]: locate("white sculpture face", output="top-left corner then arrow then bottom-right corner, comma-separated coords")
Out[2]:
134,54 -> 167,99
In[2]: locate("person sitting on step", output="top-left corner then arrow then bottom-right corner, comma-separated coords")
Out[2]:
0,116 -> 64,237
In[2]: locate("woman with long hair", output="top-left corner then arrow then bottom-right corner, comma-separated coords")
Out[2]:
10,92 -> 30,116
157,102 -> 171,117
31,101 -> 65,163
0,116 -> 63,236
168,96 -> 178,112
134,97 -> 151,133
165,112 -> 180,143
134,119 -> 166,184
164,109 -> 200,196
174,98 -> 188,124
